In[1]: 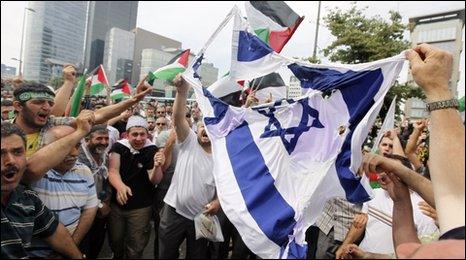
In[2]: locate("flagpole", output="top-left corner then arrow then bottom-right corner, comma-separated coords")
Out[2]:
312,1 -> 321,60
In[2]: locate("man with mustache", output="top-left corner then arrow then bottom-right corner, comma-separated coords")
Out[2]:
1,122 -> 84,259
78,124 -> 112,259
27,125 -> 98,258
11,80 -> 152,181
108,115 -> 165,259
157,74 -> 219,259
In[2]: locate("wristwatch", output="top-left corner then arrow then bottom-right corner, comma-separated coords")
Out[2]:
426,99 -> 459,112
98,200 -> 104,209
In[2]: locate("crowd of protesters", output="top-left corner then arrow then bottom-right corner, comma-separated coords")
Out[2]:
1,43 -> 464,259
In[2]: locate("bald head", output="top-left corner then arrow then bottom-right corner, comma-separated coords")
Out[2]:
43,125 -> 76,146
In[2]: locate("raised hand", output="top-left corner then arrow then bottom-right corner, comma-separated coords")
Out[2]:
63,64 -> 77,83
75,109 -> 95,134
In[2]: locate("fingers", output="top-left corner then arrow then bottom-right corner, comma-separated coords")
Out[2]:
126,186 -> 133,197
406,49 -> 424,66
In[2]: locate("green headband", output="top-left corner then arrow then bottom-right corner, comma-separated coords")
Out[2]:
16,91 -> 55,102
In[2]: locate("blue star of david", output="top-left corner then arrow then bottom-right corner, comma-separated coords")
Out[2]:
258,98 -> 324,154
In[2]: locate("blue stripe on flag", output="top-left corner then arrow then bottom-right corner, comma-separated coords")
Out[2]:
238,31 -> 274,62
202,87 -> 229,126
225,121 -> 296,247
289,65 -> 384,203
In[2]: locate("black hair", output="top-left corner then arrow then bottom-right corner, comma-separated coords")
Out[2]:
1,99 -> 13,107
86,124 -> 108,139
13,82 -> 55,104
1,121 -> 27,147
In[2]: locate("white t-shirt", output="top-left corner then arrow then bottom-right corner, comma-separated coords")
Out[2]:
359,188 -> 439,255
164,130 -> 215,220
106,125 -> 120,153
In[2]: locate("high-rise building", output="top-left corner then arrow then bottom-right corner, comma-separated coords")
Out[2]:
22,2 -> 87,84
85,1 -> 138,72
103,28 -> 135,85
132,28 -> 182,85
405,9 -> 465,120
288,76 -> 301,99
1,64 -> 17,79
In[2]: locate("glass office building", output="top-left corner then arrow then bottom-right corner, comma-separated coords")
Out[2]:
22,1 -> 87,84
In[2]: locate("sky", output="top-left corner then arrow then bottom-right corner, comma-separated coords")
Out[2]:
1,1 -> 464,97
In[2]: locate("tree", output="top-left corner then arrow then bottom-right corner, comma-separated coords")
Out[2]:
321,3 -> 425,141
48,76 -> 64,90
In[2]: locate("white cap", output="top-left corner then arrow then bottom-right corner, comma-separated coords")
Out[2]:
126,115 -> 148,131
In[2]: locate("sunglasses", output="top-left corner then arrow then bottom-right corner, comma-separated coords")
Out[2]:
156,123 -> 166,126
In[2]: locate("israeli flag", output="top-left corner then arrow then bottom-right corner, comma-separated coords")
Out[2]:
182,6 -> 406,259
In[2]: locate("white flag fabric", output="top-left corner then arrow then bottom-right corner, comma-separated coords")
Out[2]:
371,96 -> 397,153
182,5 -> 406,259
229,11 -> 287,81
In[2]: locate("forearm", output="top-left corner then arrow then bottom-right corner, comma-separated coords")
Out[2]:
108,170 -> 125,190
44,223 -> 83,259
148,166 -> 163,185
398,169 -> 435,207
405,129 -> 421,154
24,130 -> 87,183
51,80 -> 74,116
340,225 -> 365,246
173,89 -> 190,142
427,89 -> 465,234
365,252 -> 392,259
393,199 -> 420,256
406,152 -> 423,171
72,207 -> 97,245
94,98 -> 136,124
162,145 -> 173,172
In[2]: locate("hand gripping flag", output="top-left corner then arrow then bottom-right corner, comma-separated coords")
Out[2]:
183,6 -> 406,259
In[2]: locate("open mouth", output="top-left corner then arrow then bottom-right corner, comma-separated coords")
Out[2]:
37,112 -> 48,121
2,169 -> 17,181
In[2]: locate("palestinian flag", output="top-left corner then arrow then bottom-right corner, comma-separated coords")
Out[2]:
147,49 -> 190,85
248,72 -> 286,103
88,65 -> 109,96
245,1 -> 304,53
111,79 -> 132,102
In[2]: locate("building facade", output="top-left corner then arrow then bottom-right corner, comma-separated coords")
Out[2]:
405,9 -> 465,120
22,1 -> 87,84
103,28 -> 135,85
131,28 -> 182,85
84,1 -> 138,72
1,64 -> 17,79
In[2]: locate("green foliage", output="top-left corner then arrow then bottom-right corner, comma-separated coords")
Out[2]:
48,76 -> 64,90
321,3 -> 426,142
322,3 -> 409,63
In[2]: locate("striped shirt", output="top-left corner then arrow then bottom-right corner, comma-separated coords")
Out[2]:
1,185 -> 58,259
27,162 -> 98,257
315,197 -> 363,242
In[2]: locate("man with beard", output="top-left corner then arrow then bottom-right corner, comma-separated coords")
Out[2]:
108,115 -> 165,259
28,125 -> 98,258
78,124 -> 112,259
1,122 -> 85,259
158,74 -> 219,259
11,81 -> 151,161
